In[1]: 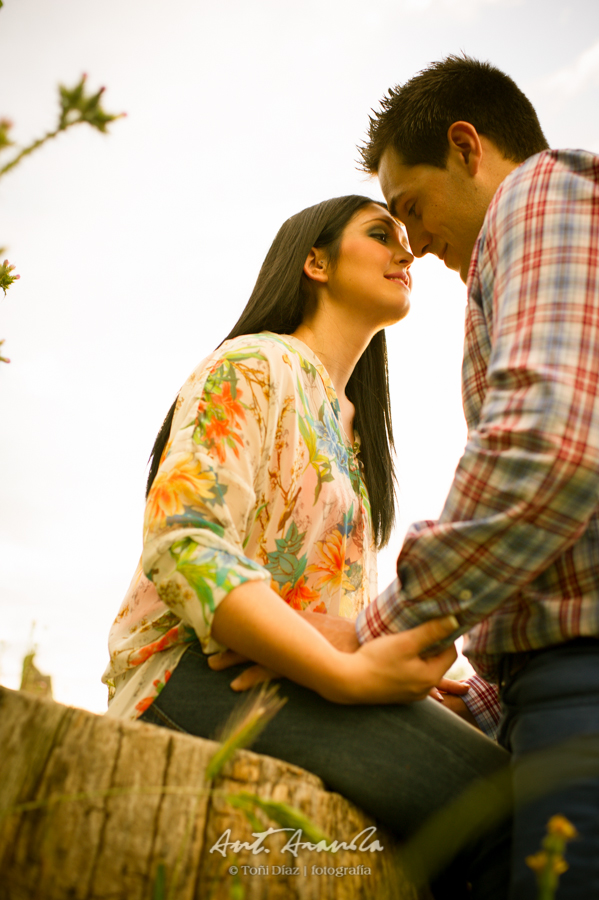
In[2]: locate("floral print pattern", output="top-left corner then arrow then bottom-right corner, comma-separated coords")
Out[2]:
103,333 -> 377,720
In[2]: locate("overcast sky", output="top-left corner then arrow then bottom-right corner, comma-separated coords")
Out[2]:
1,0 -> 598,712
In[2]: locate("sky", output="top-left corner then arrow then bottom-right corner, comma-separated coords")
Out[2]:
1,0 -> 598,712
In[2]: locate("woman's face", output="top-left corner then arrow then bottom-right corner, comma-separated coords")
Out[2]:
324,203 -> 414,329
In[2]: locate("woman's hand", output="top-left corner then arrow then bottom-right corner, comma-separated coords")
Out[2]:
429,676 -> 470,702
208,651 -> 279,691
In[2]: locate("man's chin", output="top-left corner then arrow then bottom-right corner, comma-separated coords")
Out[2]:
442,253 -> 462,277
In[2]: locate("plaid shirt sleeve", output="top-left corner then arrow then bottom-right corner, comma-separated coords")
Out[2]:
356,151 -> 599,672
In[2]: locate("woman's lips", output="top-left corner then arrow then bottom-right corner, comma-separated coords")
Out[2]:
385,272 -> 409,287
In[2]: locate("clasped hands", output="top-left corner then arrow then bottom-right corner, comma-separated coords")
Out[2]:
208,609 -> 473,717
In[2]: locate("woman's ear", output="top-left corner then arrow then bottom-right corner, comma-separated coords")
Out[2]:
303,248 -> 329,284
446,121 -> 483,175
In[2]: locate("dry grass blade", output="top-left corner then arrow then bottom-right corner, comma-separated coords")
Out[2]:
206,683 -> 287,781
226,792 -> 330,845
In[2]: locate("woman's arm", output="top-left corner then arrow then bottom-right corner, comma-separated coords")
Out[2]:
212,579 -> 459,705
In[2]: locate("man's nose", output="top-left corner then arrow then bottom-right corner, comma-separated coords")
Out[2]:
406,223 -> 430,258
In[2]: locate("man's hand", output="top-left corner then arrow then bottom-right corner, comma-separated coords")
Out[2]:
337,616 -> 459,704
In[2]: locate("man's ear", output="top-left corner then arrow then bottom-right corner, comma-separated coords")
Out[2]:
446,121 -> 483,175
303,248 -> 329,283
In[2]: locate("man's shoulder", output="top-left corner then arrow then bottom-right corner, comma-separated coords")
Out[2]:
494,148 -> 599,207
478,148 -> 599,252
469,148 -> 599,296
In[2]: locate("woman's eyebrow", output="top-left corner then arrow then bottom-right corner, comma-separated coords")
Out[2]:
363,215 -> 394,226
363,215 -> 404,235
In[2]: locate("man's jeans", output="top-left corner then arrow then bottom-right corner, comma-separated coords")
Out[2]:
499,639 -> 599,899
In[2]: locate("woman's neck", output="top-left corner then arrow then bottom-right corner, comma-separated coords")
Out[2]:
292,317 -> 373,400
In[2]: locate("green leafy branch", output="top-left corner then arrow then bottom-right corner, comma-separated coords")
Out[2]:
0,75 -> 124,361
0,74 -> 125,181
0,259 -> 18,361
0,259 -> 19,295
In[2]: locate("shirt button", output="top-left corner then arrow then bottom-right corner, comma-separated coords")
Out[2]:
459,589 -> 473,601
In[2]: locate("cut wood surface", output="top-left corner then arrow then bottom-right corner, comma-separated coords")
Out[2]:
0,687 -> 425,900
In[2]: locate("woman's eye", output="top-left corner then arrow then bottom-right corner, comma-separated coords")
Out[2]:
371,231 -> 388,242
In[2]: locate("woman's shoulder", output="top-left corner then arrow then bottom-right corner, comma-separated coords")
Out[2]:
209,332 -> 318,379
177,333 -> 297,399
177,333 -> 322,412
217,332 -> 304,362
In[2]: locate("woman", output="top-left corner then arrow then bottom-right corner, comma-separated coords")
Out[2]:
103,196 -> 509,897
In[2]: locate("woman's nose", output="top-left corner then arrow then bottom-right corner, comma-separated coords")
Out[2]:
395,243 -> 415,265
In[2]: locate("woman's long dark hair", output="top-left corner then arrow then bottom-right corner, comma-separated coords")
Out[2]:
147,195 -> 397,547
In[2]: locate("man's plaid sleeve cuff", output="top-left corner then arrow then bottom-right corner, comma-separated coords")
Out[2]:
462,673 -> 501,741
355,578 -> 402,644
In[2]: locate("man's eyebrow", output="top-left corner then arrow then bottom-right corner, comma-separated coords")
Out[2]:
387,193 -> 406,219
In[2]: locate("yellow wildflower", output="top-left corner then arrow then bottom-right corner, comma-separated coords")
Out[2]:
547,815 -> 578,841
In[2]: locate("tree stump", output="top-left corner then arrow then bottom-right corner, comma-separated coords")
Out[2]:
0,687 -> 426,900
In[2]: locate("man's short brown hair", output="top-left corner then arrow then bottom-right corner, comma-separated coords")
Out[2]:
359,54 -> 549,173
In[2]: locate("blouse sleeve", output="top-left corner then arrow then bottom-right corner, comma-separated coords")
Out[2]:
142,347 -> 273,652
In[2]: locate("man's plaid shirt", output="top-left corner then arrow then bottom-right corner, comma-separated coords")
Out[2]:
357,149 -> 599,730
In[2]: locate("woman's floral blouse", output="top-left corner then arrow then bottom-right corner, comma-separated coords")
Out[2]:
102,333 -> 377,720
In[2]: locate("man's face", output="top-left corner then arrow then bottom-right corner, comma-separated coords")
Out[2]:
377,145 -> 488,283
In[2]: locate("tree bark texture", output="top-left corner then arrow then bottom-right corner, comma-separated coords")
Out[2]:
0,687 -> 424,900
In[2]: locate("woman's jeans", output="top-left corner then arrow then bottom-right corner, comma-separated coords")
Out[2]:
141,641 -> 511,899
498,638 -> 599,900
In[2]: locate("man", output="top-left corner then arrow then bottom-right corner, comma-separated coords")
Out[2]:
355,55 -> 599,899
